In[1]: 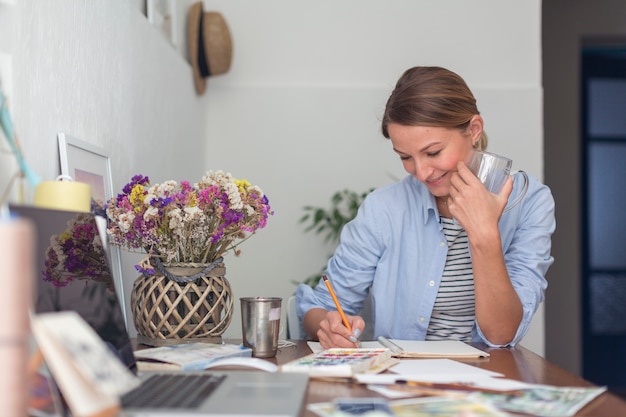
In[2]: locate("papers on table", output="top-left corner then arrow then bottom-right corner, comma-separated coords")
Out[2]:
467,384 -> 607,417
354,359 -> 607,416
355,358 -> 530,395
355,358 -> 504,383
305,341 -> 608,416
389,357 -> 502,378
308,397 -> 510,417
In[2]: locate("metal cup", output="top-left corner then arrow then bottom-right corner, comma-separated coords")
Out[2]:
240,297 -> 282,358
468,150 -> 512,194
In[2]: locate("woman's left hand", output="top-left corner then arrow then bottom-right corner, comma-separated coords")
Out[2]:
448,161 -> 522,345
447,161 -> 513,237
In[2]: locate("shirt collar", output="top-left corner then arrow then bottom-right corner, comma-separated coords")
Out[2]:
405,175 -> 439,225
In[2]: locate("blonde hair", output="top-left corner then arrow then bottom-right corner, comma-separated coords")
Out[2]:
382,66 -> 488,150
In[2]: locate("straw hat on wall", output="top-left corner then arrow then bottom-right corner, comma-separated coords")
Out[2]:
187,2 -> 233,95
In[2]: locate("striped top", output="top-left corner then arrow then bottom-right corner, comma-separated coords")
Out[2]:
426,218 -> 475,341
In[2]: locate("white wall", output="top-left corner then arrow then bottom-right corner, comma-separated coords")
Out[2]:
5,0 -> 206,337
199,1 -> 545,354
2,0 -> 545,354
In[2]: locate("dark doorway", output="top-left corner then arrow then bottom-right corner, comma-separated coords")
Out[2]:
581,43 -> 626,394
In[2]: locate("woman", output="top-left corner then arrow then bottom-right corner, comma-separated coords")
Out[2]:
296,66 -> 555,349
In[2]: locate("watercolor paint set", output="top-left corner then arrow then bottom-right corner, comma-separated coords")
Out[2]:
280,348 -> 393,378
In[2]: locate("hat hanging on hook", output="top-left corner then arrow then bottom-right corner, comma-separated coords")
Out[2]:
187,1 -> 233,95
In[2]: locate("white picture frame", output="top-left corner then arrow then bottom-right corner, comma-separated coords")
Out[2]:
57,133 -> 128,328
58,134 -> 112,209
147,0 -> 177,47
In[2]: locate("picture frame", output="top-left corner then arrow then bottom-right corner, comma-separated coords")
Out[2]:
57,133 -> 128,327
147,0 -> 177,47
58,133 -> 112,209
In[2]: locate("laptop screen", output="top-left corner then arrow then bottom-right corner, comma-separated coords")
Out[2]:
10,205 -> 137,373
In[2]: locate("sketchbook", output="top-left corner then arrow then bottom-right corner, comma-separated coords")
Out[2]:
372,339 -> 490,359
280,348 -> 395,378
133,343 -> 253,371
307,340 -> 490,359
30,311 -> 141,417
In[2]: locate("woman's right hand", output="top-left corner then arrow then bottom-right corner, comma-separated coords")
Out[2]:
316,311 -> 365,349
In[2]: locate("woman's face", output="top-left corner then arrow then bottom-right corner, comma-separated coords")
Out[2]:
387,117 -> 481,198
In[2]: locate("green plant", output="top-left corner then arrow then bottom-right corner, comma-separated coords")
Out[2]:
297,188 -> 374,287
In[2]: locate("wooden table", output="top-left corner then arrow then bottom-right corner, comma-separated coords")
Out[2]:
266,340 -> 626,417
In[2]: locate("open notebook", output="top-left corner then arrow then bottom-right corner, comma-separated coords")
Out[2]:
307,339 -> 490,359
12,204 -> 309,417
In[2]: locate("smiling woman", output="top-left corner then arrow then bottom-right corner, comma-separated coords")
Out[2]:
296,66 -> 556,350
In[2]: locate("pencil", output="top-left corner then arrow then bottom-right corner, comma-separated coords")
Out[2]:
393,379 -> 524,396
322,274 -> 353,333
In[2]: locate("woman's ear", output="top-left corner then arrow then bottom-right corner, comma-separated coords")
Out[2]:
468,115 -> 484,144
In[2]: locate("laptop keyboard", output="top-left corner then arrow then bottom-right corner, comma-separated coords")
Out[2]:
121,373 -> 227,409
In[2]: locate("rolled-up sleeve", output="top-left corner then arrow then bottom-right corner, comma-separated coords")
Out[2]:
476,173 -> 556,347
295,194 -> 384,323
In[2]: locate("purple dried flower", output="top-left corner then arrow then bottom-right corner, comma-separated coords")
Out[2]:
105,171 -> 273,266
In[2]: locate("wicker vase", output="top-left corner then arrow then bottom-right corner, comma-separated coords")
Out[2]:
131,259 -> 233,346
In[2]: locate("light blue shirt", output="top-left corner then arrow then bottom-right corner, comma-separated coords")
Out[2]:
296,172 -> 555,347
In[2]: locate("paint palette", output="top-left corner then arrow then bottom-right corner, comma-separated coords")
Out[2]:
280,348 -> 392,378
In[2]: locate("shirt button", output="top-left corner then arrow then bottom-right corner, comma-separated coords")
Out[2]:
429,280 -> 435,286
440,241 -> 445,247
419,317 -> 425,322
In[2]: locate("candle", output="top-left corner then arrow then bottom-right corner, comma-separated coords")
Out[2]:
34,179 -> 91,213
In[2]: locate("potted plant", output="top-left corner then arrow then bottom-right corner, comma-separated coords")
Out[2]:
298,187 -> 374,287
106,171 -> 273,345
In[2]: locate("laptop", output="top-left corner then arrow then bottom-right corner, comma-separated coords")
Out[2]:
11,204 -> 309,417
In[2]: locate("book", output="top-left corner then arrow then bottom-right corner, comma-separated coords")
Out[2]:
30,311 -> 141,417
307,340 -> 490,359
280,348 -> 394,378
134,342 -> 253,371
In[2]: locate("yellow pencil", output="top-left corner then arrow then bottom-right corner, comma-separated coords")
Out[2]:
394,379 -> 524,396
322,274 -> 353,333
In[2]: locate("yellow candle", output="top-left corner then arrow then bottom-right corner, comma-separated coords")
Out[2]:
34,180 -> 91,212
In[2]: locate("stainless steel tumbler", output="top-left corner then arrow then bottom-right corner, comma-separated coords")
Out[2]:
240,297 -> 282,358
